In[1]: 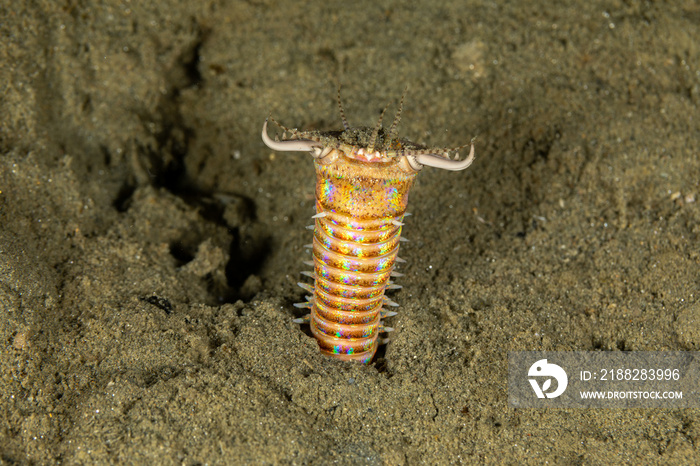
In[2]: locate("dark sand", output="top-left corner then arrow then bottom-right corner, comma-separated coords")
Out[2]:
1,0 -> 699,463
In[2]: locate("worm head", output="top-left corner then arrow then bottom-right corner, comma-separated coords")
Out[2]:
262,90 -> 476,173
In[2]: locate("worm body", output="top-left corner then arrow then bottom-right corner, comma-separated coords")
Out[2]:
309,156 -> 414,361
262,90 -> 475,363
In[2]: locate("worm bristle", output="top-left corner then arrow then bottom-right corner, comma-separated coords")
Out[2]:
383,297 -> 399,307
297,282 -> 314,293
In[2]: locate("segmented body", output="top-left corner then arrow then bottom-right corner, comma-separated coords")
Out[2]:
262,90 -> 475,363
308,155 -> 415,362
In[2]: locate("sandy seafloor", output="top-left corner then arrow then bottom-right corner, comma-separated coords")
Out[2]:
1,0 -> 699,464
